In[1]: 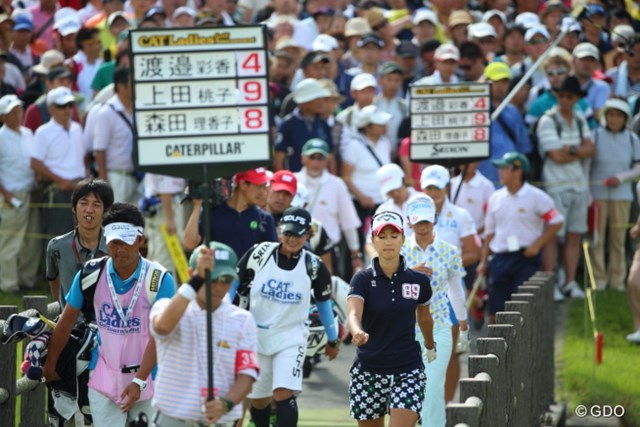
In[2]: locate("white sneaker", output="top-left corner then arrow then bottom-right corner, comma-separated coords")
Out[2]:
563,281 -> 586,299
626,330 -> 640,343
554,286 -> 565,302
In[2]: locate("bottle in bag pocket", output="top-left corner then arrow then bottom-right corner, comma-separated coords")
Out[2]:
10,197 -> 24,208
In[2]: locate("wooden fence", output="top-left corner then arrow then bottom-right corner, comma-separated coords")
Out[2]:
446,272 -> 558,427
0,296 -> 60,427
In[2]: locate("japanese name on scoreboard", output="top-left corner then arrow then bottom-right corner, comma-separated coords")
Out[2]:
409,83 -> 491,163
129,26 -> 271,168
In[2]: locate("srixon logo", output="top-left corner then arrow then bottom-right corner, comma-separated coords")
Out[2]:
260,279 -> 302,304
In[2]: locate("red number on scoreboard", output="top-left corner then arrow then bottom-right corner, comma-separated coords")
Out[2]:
244,108 -> 263,129
243,81 -> 263,102
241,53 -> 261,73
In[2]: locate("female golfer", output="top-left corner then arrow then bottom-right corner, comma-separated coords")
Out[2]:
347,210 -> 436,427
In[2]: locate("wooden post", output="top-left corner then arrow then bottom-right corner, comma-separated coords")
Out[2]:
475,338 -> 509,426
446,396 -> 483,427
488,323 -> 517,426
20,297 -> 48,427
506,300 -> 534,426
0,306 -> 18,424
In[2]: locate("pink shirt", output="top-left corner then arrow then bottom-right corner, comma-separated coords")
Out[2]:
28,4 -> 57,50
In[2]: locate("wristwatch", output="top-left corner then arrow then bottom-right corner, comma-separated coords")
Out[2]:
569,145 -> 578,156
327,339 -> 341,348
131,378 -> 147,391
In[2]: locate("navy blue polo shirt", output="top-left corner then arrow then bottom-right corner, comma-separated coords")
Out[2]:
198,202 -> 278,259
274,110 -> 333,172
348,256 -> 432,375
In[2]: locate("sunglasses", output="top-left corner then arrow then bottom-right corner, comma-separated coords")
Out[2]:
56,102 -> 75,109
282,230 -> 304,238
546,68 -> 568,76
212,275 -> 235,285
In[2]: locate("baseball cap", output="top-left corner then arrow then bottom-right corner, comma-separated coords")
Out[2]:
448,10 -> 473,28
344,17 -> 371,37
491,152 -> 530,173
350,73 -> 377,91
0,94 -> 23,115
32,50 -> 64,75
355,105 -> 392,128
173,6 -> 196,20
434,43 -> 460,61
539,0 -> 568,16
104,221 -> 144,245
413,9 -> 438,26
271,170 -> 297,196
371,210 -> 403,235
55,18 -> 81,37
280,206 -> 312,236
379,61 -> 403,76
189,241 -> 239,281
584,3 -> 606,17
406,194 -> 436,224
293,78 -> 331,104
108,11 -> 133,27
357,33 -> 384,49
396,40 -> 418,57
300,51 -> 331,69
376,163 -> 404,198
514,11 -> 540,29
46,86 -> 75,106
482,9 -> 506,24
524,25 -> 550,42
573,42 -> 599,60
612,25 -> 634,45
484,61 -> 512,81
312,34 -> 339,52
13,14 -> 32,31
302,138 -> 330,157
468,22 -> 497,39
420,164 -> 450,190
234,167 -> 270,185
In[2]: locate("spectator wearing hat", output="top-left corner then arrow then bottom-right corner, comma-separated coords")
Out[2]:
294,138 -> 363,277
539,0 -> 568,40
28,0 -> 57,51
275,78 -> 333,173
415,43 -> 460,85
412,9 -> 438,47
89,5 -> 129,61
9,15 -> 39,73
30,86 -> 87,238
0,94 -> 35,293
23,64 -> 81,132
558,15 -> 582,54
52,10 -> 82,59
183,167 -> 278,258
458,41 -> 487,82
375,163 -> 419,237
395,40 -> 418,96
578,3 -> 612,54
495,23 -> 526,68
347,32 -> 385,77
588,98 -> 640,291
363,7 -> 396,60
478,61 -> 530,185
336,72 -> 378,153
447,10 -> 473,48
608,37 -> 640,98
375,61 -> 407,156
151,242 -> 258,427
234,205 -> 339,427
281,51 -> 331,115
536,75 -> 595,300
311,33 -> 354,108
342,17 -> 371,70
478,152 -> 564,322
172,6 -> 196,27
511,25 -> 550,87
265,169 -> 297,225
572,42 -> 610,117
482,9 -> 507,40
22,49 -> 64,107
342,104 -> 393,248
604,24 -> 634,70
467,22 -> 499,60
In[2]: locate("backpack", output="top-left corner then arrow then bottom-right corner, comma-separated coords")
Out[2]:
235,242 -> 320,309
528,111 -> 584,183
79,256 -> 167,321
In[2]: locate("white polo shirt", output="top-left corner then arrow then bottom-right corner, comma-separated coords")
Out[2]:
450,171 -> 495,233
484,183 -> 564,254
143,173 -> 186,198
295,169 -> 361,244
341,134 -> 392,204
436,198 -> 477,249
32,119 -> 85,180
93,95 -> 135,172
0,125 -> 35,192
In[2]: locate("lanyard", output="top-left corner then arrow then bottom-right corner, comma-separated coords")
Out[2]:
72,234 -> 105,269
105,258 -> 148,327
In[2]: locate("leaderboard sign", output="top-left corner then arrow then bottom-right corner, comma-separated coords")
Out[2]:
409,83 -> 491,164
129,26 -> 271,179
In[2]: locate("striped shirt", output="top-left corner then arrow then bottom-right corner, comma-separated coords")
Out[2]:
150,297 -> 259,423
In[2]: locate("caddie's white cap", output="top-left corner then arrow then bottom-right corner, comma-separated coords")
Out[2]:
371,210 -> 404,236
420,164 -> 450,190
406,194 -> 436,224
104,222 -> 144,245
376,163 -> 405,199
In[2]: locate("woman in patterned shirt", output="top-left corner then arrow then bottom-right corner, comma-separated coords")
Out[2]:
401,195 -> 468,427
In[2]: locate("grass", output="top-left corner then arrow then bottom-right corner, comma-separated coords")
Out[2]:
558,289 -> 640,427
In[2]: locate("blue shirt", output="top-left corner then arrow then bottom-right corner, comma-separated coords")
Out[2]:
198,202 -> 278,260
527,91 -> 594,128
478,104 -> 531,185
275,109 -> 333,172
347,256 -> 432,375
